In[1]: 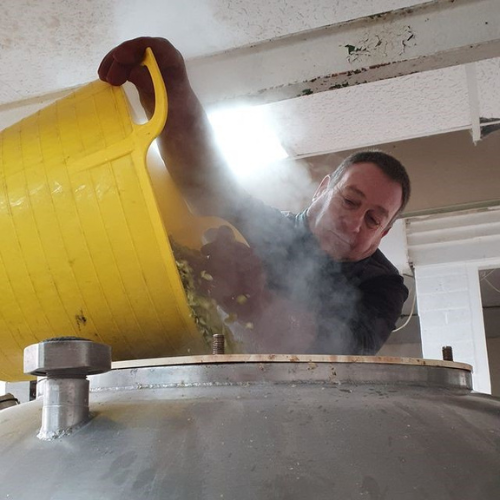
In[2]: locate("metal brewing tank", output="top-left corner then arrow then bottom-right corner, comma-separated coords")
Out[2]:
0,338 -> 499,500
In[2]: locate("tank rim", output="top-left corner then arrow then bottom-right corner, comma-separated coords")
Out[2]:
111,354 -> 472,372
74,354 -> 474,393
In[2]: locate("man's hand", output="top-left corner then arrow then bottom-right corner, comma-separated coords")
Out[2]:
200,226 -> 267,319
98,37 -> 189,115
200,227 -> 317,352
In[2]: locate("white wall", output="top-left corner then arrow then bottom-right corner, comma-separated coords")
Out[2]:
379,219 -> 411,275
3,382 -> 31,403
407,207 -> 500,394
415,263 -> 490,392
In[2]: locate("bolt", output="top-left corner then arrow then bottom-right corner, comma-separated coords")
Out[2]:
442,346 -> 454,362
212,334 -> 225,355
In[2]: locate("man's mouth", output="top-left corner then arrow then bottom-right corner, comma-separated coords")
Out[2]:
327,230 -> 353,248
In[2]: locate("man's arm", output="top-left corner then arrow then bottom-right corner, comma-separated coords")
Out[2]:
313,274 -> 408,355
98,36 -> 245,218
355,275 -> 408,354
98,38 -> 317,354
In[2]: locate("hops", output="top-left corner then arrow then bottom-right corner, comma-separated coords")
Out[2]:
171,238 -> 238,350
200,270 -> 213,281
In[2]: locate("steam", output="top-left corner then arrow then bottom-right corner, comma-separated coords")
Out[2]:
242,157 -> 318,213
223,246 -> 362,355
215,159 -> 364,355
240,156 -> 362,354
200,150 -> 367,355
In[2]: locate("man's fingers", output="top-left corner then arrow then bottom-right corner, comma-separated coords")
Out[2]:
216,225 -> 236,241
98,36 -> 187,96
97,50 -> 115,81
111,37 -> 181,69
128,66 -> 154,94
111,37 -> 159,64
98,37 -> 159,86
105,60 -> 134,86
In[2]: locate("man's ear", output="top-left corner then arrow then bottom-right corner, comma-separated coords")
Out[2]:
312,175 -> 331,201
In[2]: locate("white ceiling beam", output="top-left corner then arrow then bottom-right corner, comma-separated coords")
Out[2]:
407,207 -> 500,266
264,64 -> 472,157
465,64 -> 482,143
187,0 -> 500,107
475,58 -> 500,135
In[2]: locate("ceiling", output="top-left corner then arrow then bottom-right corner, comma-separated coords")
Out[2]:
1,1 -> 499,132
1,0 -> 500,313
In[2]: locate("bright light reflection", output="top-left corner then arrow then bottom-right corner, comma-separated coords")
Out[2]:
208,106 -> 288,177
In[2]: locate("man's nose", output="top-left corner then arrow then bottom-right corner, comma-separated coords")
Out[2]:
343,211 -> 363,234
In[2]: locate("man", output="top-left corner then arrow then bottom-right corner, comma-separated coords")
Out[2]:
99,37 -> 411,355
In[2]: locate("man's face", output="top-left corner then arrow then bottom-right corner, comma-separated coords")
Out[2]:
306,162 -> 403,262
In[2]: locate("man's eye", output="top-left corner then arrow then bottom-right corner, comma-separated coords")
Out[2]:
343,198 -> 355,207
367,215 -> 381,228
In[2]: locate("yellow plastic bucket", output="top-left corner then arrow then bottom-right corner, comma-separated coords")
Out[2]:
0,49 -> 223,381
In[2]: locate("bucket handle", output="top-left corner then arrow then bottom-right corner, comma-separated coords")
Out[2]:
133,47 -> 168,147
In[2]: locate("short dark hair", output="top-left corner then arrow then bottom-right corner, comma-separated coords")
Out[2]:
329,150 -> 411,221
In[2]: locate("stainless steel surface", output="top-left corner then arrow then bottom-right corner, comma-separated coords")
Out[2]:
24,337 -> 112,441
1,356 -> 499,499
24,337 -> 111,377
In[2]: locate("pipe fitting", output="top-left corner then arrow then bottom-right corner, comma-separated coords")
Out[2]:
24,337 -> 111,440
